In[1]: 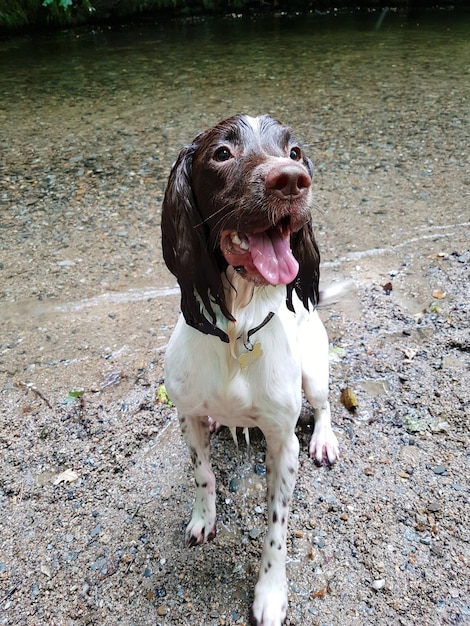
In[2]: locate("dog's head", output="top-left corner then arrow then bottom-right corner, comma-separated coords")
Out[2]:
161,114 -> 320,341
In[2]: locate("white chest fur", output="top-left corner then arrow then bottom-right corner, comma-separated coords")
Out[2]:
164,273 -> 304,429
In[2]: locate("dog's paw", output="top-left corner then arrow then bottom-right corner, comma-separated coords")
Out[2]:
250,577 -> 287,626
309,425 -> 340,465
185,515 -> 216,547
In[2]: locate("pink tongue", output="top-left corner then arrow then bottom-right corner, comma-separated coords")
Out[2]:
247,230 -> 299,285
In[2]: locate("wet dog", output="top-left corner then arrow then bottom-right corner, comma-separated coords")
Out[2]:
161,114 -> 339,625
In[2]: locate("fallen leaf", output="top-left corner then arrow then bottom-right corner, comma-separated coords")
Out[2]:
53,469 -> 79,485
156,384 -> 173,407
311,586 -> 328,599
431,288 -> 446,299
340,387 -> 358,413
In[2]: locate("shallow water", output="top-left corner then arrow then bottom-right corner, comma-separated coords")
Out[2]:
1,11 -> 469,363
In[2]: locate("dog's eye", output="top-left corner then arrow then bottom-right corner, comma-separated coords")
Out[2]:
289,146 -> 302,161
213,146 -> 233,162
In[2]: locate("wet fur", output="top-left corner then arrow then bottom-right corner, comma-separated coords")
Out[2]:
161,115 -> 339,625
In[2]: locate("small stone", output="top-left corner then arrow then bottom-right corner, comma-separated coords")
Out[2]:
89,524 -> 101,537
40,564 -> 51,577
432,465 -> 446,475
248,528 -> 260,540
431,544 -> 444,557
371,579 -> 386,591
428,501 -> 441,512
295,529 -> 304,538
157,605 -> 168,616
254,463 -> 265,476
229,478 -> 240,492
404,528 -> 420,542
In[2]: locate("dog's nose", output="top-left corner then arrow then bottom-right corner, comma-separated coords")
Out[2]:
265,164 -> 311,198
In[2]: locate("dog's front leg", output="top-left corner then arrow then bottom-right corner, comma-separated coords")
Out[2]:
251,432 -> 299,626
179,414 -> 217,547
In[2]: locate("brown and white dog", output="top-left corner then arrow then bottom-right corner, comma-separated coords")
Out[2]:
161,114 -> 339,625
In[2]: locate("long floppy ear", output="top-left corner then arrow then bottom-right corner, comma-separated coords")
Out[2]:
286,220 -> 320,312
161,143 -> 233,342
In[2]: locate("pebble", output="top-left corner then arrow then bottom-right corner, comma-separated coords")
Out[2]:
157,605 -> 168,616
229,478 -> 240,492
431,544 -> 444,557
371,579 -> 386,591
432,465 -> 446,475
404,528 -> 420,543
254,463 -> 265,476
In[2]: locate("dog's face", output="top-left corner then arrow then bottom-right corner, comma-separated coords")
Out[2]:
161,114 -> 320,340
189,115 -> 314,286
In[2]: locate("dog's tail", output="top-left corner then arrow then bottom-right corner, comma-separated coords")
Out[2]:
318,280 -> 354,308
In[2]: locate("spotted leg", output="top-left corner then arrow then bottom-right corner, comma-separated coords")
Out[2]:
179,414 -> 217,546
250,432 -> 299,626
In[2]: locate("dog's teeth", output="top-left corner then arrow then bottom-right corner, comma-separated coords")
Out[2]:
230,232 -> 249,251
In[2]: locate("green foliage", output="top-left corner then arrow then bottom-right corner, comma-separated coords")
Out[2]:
65,390 -> 85,403
42,0 -> 93,14
42,0 -> 74,9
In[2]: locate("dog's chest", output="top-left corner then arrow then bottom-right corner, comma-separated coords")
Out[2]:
165,311 -> 302,427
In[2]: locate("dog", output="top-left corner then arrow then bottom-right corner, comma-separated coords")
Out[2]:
161,114 -> 340,625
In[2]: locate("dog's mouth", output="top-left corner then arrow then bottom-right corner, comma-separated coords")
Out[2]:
220,219 -> 299,285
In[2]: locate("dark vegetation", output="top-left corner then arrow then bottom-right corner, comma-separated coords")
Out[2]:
1,0 -> 467,35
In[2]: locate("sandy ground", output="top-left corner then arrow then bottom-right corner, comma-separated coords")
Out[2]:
1,17 -> 470,626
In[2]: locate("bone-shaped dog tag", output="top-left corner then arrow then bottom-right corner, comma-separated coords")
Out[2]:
238,341 -> 263,371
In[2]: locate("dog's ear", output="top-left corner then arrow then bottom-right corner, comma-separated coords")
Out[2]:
161,142 -> 233,342
287,221 -> 320,312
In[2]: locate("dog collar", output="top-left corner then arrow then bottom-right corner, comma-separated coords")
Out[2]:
238,311 -> 275,352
